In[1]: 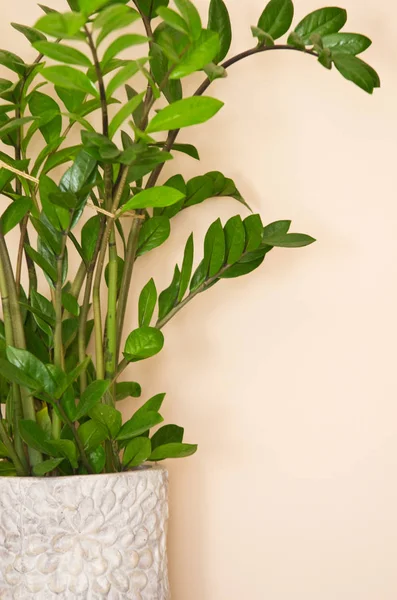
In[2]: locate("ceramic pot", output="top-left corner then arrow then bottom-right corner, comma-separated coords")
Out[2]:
0,466 -> 169,599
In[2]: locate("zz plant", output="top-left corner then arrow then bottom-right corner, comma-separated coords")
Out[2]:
0,0 -> 378,476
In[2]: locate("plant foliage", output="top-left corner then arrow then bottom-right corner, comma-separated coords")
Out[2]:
0,0 -> 378,476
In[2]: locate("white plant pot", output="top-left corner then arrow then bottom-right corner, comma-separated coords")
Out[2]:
0,466 -> 169,599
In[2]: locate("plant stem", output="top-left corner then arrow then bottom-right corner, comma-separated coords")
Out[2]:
0,420 -> 27,476
70,260 -> 87,299
54,400 -> 93,474
146,44 -> 317,189
53,232 -> 68,439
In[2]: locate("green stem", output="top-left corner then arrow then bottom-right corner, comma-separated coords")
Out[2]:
70,260 -> 87,299
0,420 -> 27,476
52,234 -> 67,439
54,400 -> 93,474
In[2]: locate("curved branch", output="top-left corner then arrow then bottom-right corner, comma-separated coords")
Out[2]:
146,44 -> 318,189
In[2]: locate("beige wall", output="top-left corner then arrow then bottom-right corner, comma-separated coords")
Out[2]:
3,1 -> 397,598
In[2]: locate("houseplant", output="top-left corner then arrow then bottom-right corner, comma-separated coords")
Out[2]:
0,0 -> 379,596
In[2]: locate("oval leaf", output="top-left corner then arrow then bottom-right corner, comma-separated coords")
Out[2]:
258,0 -> 294,40
123,326 -> 164,361
294,7 -> 347,44
146,96 -> 224,133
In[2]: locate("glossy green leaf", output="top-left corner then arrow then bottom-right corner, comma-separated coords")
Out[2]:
322,32 -> 371,55
0,117 -> 36,141
122,437 -> 151,467
24,245 -> 57,281
78,419 -> 108,452
139,278 -> 158,327
81,215 -> 101,263
106,58 -> 147,98
33,41 -> 91,67
135,0 -> 169,19
47,439 -> 78,468
203,218 -> 225,277
262,219 -> 291,238
146,96 -> 223,133
293,7 -> 347,44
6,346 -> 56,395
1,197 -> 32,235
261,232 -> 316,247
94,4 -> 140,46
136,216 -> 171,256
63,356 -> 91,391
62,292 -> 79,317
0,359 -> 40,390
108,91 -> 145,138
115,381 -> 142,401
33,458 -> 64,476
221,256 -> 265,279
88,445 -> 106,473
35,11 -> 86,39
178,233 -> 194,301
333,54 -> 380,93
19,419 -> 52,454
158,265 -> 180,320
117,410 -> 164,441
170,30 -> 220,79
121,187 -> 185,212
257,0 -> 293,40
208,0 -> 231,62
78,0 -> 110,15
0,50 -> 26,76
89,404 -> 122,438
157,7 -> 189,35
11,23 -> 46,44
41,66 -> 99,97
174,0 -> 202,40
102,34 -> 149,66
123,326 -> 164,362
28,91 -> 62,144
244,214 -> 263,252
135,393 -> 165,415
151,424 -> 184,450
75,380 -> 110,421
149,442 -> 197,460
224,215 -> 246,265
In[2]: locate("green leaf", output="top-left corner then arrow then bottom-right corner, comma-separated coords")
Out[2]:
174,0 -> 202,40
108,92 -> 145,139
203,218 -> 225,277
75,380 -> 110,421
257,0 -> 293,40
117,410 -> 164,441
333,54 -> 380,94
0,117 -> 36,141
123,326 -> 164,362
135,393 -> 165,415
158,265 -> 180,320
293,7 -> 347,44
35,11 -> 86,39
37,406 -> 52,437
122,437 -> 151,467
170,30 -> 220,79
47,439 -> 78,468
151,424 -> 184,450
24,245 -> 57,281
78,0 -> 110,15
41,66 -> 99,97
1,197 -> 32,235
0,50 -> 26,76
6,346 -> 56,395
81,215 -> 100,263
149,442 -> 197,460
19,419 -> 52,455
251,26 -> 275,46
139,279 -> 158,327
262,219 -> 291,237
136,216 -> 170,256
78,419 -> 108,452
121,187 -> 185,212
208,0 -> 231,63
156,142 -> 200,160
88,445 -> 106,473
63,356 -> 91,391
33,41 -> 91,67
115,381 -> 142,401
221,256 -> 265,279
261,232 -> 316,247
89,404 -> 122,438
33,458 -> 64,476
106,58 -> 147,98
322,33 -> 371,55
62,291 -> 79,317
135,0 -> 169,19
157,7 -> 190,35
56,87 -> 86,113
93,4 -> 140,46
11,23 -> 47,44
28,91 -> 62,144
224,215 -> 246,265
178,233 -> 194,301
102,34 -> 149,66
244,214 -> 264,252
0,442 -> 10,458
0,461 -> 16,476
146,96 -> 224,133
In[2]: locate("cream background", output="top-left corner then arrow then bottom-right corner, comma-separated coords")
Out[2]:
1,1 -> 396,598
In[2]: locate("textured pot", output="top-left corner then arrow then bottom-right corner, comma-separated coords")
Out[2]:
0,466 -> 169,599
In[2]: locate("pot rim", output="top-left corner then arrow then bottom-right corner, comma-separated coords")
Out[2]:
0,463 -> 167,481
